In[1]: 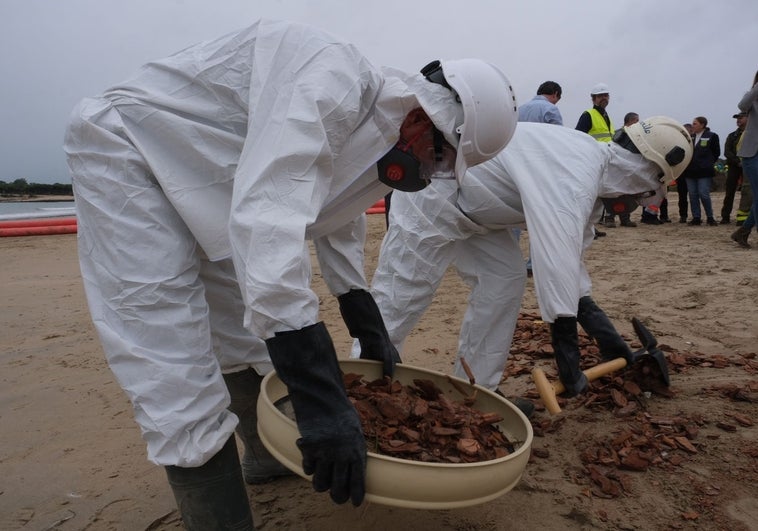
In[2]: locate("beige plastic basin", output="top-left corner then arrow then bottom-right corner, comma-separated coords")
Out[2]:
257,359 -> 533,509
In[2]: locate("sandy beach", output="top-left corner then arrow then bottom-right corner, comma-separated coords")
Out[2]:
1,192 -> 756,530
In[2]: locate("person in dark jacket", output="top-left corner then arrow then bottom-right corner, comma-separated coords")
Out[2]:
683,116 -> 721,225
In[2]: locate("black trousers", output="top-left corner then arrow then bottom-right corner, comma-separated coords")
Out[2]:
676,177 -> 688,219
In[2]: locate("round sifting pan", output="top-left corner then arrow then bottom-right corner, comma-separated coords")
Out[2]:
257,359 -> 533,509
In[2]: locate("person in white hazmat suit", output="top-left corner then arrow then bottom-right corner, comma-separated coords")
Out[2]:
362,117 -> 692,405
63,19 -> 518,530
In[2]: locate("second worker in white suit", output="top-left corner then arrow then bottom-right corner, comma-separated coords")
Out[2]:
361,117 -> 692,401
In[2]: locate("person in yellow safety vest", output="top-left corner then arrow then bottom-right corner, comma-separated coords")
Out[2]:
577,83 -> 636,228
576,83 -> 614,141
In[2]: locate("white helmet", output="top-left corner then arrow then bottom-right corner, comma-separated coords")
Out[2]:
422,59 -> 518,179
590,83 -> 610,95
625,116 -> 693,183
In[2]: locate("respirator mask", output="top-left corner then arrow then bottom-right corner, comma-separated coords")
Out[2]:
378,124 -> 456,192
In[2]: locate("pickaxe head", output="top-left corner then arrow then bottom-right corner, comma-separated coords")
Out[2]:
630,317 -> 670,386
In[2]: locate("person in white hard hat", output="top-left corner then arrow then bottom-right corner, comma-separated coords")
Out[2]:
63,19 -> 517,528
576,83 -> 636,229
359,116 -> 692,407
577,83 -> 614,141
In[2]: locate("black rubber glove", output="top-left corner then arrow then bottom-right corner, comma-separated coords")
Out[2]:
337,289 -> 401,377
265,322 -> 366,506
550,316 -> 589,397
577,296 -> 634,364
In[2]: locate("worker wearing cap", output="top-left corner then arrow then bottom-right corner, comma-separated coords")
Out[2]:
721,111 -> 748,224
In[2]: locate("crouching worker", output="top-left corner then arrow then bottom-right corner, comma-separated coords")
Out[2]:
63,18 -> 517,530
361,116 -> 692,407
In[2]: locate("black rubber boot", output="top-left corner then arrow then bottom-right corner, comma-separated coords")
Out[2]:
494,389 -> 535,419
731,226 -> 751,248
550,317 -> 588,397
576,296 -> 634,364
165,436 -> 254,531
223,368 -> 293,484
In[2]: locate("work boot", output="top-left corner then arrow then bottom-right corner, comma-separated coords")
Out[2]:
730,226 -> 751,248
223,368 -> 293,485
719,217 -> 730,225
688,218 -> 702,226
603,216 -> 617,228
577,296 -> 634,365
660,216 -> 672,223
494,389 -> 535,419
620,218 -> 637,227
706,217 -> 718,226
551,317 -> 589,397
165,436 -> 255,531
679,217 -> 687,224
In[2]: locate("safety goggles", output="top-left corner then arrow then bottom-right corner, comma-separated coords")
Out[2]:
410,126 -> 457,181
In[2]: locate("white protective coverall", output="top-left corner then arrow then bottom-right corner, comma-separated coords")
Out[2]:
63,19 -> 463,467
364,122 -> 665,390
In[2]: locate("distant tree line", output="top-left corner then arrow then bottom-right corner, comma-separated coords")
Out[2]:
0,178 -> 73,196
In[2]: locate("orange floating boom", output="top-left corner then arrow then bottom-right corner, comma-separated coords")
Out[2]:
0,224 -> 78,237
366,198 -> 386,215
0,217 -> 77,229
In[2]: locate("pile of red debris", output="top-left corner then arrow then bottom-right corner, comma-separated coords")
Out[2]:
506,312 -> 757,499
343,372 -> 516,463
508,312 -> 754,414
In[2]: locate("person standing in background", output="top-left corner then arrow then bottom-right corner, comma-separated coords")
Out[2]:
675,123 -> 694,222
517,80 -> 564,275
720,111 -> 748,224
575,83 -> 613,141
731,70 -> 758,248
518,81 -> 563,125
577,84 -> 636,228
683,116 -> 720,226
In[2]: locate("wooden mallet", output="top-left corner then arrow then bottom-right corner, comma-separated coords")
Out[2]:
533,318 -> 670,414
532,357 -> 627,414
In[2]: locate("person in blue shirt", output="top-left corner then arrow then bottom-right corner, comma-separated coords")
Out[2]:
516,81 -> 564,276
517,81 -> 563,125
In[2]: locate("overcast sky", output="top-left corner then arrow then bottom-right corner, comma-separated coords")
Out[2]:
2,0 -> 756,184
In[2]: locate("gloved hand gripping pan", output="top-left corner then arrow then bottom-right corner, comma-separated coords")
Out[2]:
265,322 -> 367,506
